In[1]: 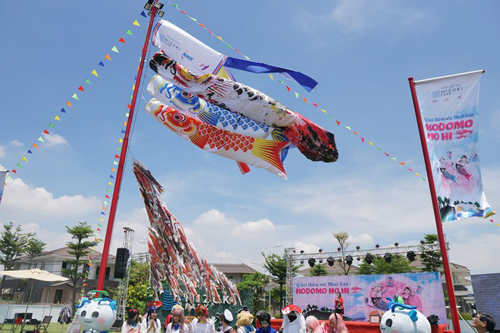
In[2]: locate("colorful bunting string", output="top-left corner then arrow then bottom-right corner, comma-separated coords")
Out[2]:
166,2 -> 427,182
6,13 -> 145,188
81,12 -> 145,298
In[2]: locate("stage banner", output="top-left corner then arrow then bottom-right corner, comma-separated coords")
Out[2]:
414,71 -> 495,222
292,273 -> 446,323
0,171 -> 7,204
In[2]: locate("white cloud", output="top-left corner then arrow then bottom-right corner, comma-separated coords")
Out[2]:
43,133 -> 68,147
9,140 -> 24,147
0,145 -> 6,158
293,241 -> 320,254
1,177 -> 99,220
232,219 -> 275,235
294,0 -> 432,36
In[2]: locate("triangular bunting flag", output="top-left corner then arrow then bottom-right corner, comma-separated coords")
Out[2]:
286,86 -> 290,91
111,169 -> 116,172
72,93 -> 79,100
66,101 -> 73,108
113,161 -> 118,165
119,38 -> 126,43
12,169 -> 17,174
17,163 -> 23,169
91,70 -> 98,77
104,201 -> 109,205
294,92 -> 299,98
85,78 -> 92,84
345,126 -> 351,130
98,224 -> 103,227
115,154 -> 120,158
101,212 -> 105,215
392,157 -> 397,161
108,181 -> 113,186
336,121 -> 341,126
22,157 -> 28,162
369,142 -> 374,146
49,123 -> 55,128
27,150 -> 33,154
60,108 -> 66,113
116,147 -> 121,151
121,130 -> 126,134
32,144 -> 39,149
38,137 -> 45,143
140,11 -> 147,18
119,139 -> 123,143
98,61 -> 105,67
54,116 -> 61,121
269,74 -> 274,80
123,121 -> 127,126
110,175 -> 115,179
312,103 -> 318,107
127,104 -> 131,109
105,54 -> 112,61
361,137 -> 365,143
400,162 -> 406,165
111,46 -> 119,53
303,98 -> 308,103
97,228 -> 101,231
103,206 -> 107,210
126,30 -> 133,35
320,109 -> 327,113
78,86 -> 84,92
133,20 -> 140,26
99,218 -> 103,221
43,130 -> 49,134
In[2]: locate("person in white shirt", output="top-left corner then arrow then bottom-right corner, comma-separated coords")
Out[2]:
141,306 -> 161,333
279,305 -> 305,333
166,306 -> 189,333
122,308 -> 141,333
190,305 -> 216,333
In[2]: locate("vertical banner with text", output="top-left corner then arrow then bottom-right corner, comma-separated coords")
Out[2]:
415,71 -> 495,222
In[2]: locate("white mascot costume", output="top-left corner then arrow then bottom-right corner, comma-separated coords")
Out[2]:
380,298 -> 431,333
77,298 -> 117,333
281,305 -> 306,333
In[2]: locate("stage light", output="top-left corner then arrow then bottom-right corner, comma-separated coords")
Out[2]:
365,254 -> 374,264
158,11 -> 165,17
308,258 -> 316,267
327,257 -> 334,266
394,242 -> 399,247
293,250 -> 296,253
337,247 -> 341,251
375,244 -> 380,248
319,249 -> 323,253
300,260 -> 304,265
356,245 -> 360,250
144,0 -> 154,10
407,251 -> 416,262
357,257 -> 361,261
346,255 -> 353,265
153,2 -> 164,9
319,259 -> 323,264
420,240 -> 425,245
300,250 -> 304,254
384,253 -> 392,263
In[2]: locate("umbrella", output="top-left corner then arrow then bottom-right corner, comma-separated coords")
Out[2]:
0,269 -> 69,323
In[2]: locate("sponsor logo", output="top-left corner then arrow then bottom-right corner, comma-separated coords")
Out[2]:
432,84 -> 464,99
182,51 -> 194,61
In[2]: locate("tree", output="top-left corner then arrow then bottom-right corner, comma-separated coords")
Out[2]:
125,259 -> 153,311
332,231 -> 352,275
310,264 -> 328,276
26,238 -> 47,269
237,272 -> 271,312
0,222 -> 33,297
358,254 -> 414,275
63,222 -> 95,316
262,253 -> 301,308
420,234 -> 443,273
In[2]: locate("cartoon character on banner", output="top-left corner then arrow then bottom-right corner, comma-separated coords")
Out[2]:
364,277 -> 423,318
379,298 -> 431,333
76,297 -> 117,333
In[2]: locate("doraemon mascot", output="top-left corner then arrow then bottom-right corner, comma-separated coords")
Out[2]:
76,297 -> 117,333
380,297 -> 431,333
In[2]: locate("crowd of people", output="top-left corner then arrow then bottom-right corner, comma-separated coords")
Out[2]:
121,303 -> 348,333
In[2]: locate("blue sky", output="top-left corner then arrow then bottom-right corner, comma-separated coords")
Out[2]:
1,0 -> 499,275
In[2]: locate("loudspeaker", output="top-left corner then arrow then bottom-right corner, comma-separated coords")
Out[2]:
114,248 -> 129,279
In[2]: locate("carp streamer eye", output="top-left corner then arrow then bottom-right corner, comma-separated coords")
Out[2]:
173,113 -> 186,122
182,91 -> 193,98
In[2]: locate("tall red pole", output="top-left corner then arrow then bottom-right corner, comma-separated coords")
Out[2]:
408,77 -> 461,333
97,4 -> 158,291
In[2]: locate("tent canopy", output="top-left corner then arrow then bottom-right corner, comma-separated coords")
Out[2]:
0,269 -> 69,282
